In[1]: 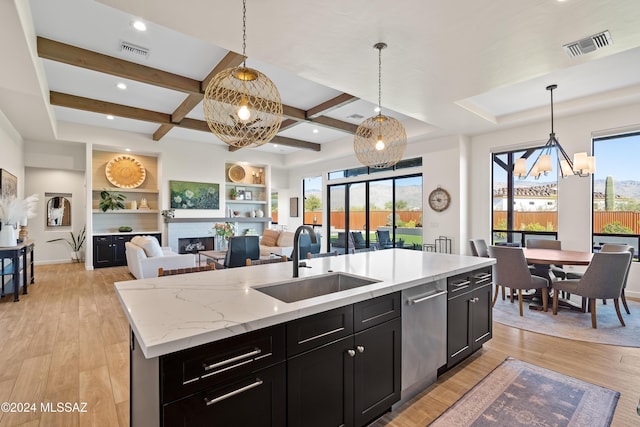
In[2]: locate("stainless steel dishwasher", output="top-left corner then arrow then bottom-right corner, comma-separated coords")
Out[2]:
400,279 -> 447,402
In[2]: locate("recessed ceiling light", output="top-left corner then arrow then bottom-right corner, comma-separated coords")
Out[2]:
125,148 -> 132,152
106,115 -> 115,120
273,144 -> 278,147
374,106 -> 381,113
133,20 -> 147,31
116,82 -> 127,90
312,129 -> 319,134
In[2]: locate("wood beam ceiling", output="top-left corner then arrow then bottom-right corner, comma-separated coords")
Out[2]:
37,37 -> 360,152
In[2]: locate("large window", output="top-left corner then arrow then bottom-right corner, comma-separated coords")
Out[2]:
492,147 -> 559,245
327,174 -> 422,253
303,176 -> 322,226
592,132 -> 640,258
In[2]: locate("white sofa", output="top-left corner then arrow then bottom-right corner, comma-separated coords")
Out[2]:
125,235 -> 196,279
259,229 -> 295,257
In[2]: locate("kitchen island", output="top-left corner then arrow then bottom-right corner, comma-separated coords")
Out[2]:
115,249 -> 495,427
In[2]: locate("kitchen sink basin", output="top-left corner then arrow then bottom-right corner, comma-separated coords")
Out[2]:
254,272 -> 381,303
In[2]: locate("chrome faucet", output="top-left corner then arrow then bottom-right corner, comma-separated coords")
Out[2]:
292,225 -> 317,278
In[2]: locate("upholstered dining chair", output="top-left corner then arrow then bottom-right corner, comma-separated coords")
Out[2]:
525,239 -> 569,280
246,255 -> 288,266
551,251 -> 631,328
600,243 -> 634,314
488,245 -> 549,316
222,236 -> 260,268
469,239 -> 489,258
158,264 -> 214,276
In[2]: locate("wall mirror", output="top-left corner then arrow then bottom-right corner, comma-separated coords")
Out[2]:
46,194 -> 71,227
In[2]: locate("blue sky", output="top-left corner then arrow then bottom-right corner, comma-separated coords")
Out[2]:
593,133 -> 640,181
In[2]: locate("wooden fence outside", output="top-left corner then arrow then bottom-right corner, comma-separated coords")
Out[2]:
493,210 -> 640,233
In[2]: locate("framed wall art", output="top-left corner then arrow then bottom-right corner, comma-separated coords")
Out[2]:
0,169 -> 17,200
169,180 -> 219,209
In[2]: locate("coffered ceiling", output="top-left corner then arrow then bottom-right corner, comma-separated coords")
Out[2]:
2,0 -> 640,156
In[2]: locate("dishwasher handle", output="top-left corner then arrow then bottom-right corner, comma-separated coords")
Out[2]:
407,289 -> 447,305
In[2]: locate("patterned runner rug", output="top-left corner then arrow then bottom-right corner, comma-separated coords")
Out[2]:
429,357 -> 619,427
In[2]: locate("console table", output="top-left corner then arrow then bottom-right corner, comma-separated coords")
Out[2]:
0,240 -> 35,302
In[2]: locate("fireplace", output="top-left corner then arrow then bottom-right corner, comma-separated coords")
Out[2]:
178,237 -> 214,254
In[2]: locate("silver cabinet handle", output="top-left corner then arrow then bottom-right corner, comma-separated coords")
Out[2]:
347,349 -> 356,357
408,290 -> 447,305
469,297 -> 480,303
204,379 -> 263,406
451,280 -> 471,287
203,348 -> 261,371
356,345 -> 365,353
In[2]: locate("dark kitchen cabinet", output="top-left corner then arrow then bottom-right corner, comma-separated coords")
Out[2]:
446,267 -> 492,368
287,293 -> 401,427
93,233 -> 160,268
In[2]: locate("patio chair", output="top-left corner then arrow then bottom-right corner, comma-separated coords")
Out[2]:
376,229 -> 394,249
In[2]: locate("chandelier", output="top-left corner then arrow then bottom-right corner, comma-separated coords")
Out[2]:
203,0 -> 282,148
354,42 -> 407,169
514,84 -> 595,179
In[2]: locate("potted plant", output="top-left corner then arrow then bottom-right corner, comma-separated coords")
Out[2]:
229,188 -> 238,200
46,225 -> 86,262
99,189 -> 126,212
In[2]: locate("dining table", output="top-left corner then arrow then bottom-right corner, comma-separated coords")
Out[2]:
522,247 -> 593,312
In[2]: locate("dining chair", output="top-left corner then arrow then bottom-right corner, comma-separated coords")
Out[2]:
525,239 -> 569,280
158,264 -> 214,276
469,239 -> 489,258
246,255 -> 288,266
551,251 -> 631,328
307,250 -> 339,259
600,243 -> 634,314
222,236 -> 260,268
488,245 -> 549,316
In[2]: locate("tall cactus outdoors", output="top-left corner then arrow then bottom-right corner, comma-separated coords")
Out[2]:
604,176 -> 614,211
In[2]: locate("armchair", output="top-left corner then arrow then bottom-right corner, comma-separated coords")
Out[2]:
125,236 -> 196,279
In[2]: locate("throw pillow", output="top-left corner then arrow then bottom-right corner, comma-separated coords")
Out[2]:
277,231 -> 295,247
138,235 -> 163,258
261,229 -> 280,247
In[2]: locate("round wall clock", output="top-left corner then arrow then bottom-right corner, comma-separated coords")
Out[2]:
428,187 -> 451,212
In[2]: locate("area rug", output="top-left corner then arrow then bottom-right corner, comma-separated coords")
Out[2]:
492,295 -> 640,347
429,357 -> 620,427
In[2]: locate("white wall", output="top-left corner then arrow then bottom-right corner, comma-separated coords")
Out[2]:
469,102 -> 640,297
0,110 -> 25,196
25,167 -> 86,264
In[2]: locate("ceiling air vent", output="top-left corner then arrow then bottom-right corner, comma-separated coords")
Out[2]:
563,30 -> 612,58
120,41 -> 150,58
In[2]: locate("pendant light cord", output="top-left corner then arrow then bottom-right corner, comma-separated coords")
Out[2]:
242,0 -> 247,68
377,45 -> 382,117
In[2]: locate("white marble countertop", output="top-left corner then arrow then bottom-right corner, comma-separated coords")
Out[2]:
115,249 -> 494,358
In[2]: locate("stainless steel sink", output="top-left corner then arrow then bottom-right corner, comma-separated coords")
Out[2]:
254,272 -> 381,303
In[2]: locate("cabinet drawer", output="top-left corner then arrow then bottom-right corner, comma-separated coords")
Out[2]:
472,268 -> 492,288
354,292 -> 401,332
161,325 -> 285,403
163,362 -> 286,427
286,305 -> 353,357
447,273 -> 472,296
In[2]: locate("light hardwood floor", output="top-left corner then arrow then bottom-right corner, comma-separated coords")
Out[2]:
0,263 -> 638,426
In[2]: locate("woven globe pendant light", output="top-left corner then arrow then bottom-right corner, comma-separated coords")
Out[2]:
203,0 -> 282,148
354,42 -> 407,168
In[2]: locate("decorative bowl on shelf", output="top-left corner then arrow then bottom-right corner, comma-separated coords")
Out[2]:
118,226 -> 133,232
228,164 -> 246,182
233,210 -> 241,216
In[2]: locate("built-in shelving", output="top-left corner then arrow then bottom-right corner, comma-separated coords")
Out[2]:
225,162 -> 270,235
